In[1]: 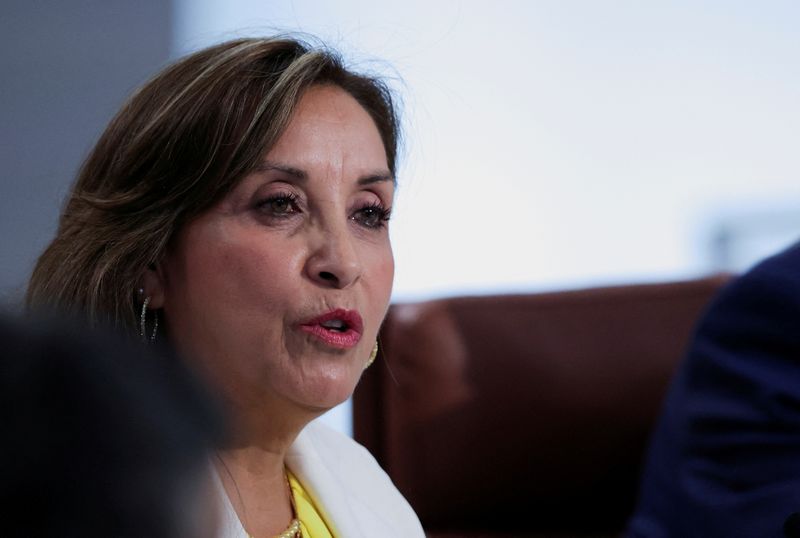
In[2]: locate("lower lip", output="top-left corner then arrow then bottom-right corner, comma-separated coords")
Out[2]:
298,324 -> 362,349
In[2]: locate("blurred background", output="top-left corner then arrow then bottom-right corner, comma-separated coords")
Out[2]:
3,0 -> 800,433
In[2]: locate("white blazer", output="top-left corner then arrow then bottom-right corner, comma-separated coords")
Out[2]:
215,420 -> 425,538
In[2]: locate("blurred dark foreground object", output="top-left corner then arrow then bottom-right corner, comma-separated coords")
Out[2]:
355,275 -> 729,538
0,315 -> 225,538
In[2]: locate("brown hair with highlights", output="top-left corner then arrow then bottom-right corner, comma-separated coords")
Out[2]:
26,37 -> 400,333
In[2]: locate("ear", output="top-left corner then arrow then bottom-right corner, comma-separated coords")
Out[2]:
141,262 -> 167,309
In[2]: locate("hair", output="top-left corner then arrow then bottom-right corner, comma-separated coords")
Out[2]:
26,37 -> 400,334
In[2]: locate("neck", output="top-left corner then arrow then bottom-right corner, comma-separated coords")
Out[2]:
215,444 -> 295,538
225,374 -> 327,447
214,397 -> 320,537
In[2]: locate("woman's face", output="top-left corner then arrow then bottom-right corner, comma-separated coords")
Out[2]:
155,85 -> 395,415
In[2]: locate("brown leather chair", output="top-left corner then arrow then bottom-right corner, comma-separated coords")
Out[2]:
354,276 -> 730,538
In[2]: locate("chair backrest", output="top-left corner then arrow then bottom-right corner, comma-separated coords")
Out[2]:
354,276 -> 730,537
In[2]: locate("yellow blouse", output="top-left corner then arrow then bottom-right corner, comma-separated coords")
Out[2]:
287,469 -> 335,538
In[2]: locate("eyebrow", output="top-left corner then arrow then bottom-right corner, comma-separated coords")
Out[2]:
256,160 -> 395,186
358,172 -> 395,186
254,161 -> 307,180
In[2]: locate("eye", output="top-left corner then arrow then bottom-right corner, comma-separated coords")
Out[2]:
351,202 -> 391,229
257,192 -> 300,217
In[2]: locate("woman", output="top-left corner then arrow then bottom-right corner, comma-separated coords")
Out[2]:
27,37 -> 424,538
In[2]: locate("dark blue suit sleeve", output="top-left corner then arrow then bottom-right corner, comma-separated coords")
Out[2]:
628,242 -> 800,538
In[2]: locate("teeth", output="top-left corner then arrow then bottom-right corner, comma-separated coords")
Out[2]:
321,319 -> 347,331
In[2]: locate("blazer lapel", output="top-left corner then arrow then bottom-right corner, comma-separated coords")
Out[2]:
286,427 -> 365,537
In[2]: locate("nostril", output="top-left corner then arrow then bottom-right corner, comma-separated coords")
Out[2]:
318,271 -> 337,282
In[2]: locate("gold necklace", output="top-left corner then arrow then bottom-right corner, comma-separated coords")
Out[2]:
216,453 -> 301,538
248,518 -> 300,538
273,471 -> 302,538
272,517 -> 302,538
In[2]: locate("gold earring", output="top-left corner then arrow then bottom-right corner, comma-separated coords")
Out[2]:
365,341 -> 379,369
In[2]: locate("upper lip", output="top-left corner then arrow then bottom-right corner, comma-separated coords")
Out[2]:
299,308 -> 364,334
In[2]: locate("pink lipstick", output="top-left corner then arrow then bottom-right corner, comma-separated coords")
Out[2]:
298,309 -> 364,349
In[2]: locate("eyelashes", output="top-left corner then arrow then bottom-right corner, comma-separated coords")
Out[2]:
255,192 -> 391,230
351,201 -> 392,229
257,192 -> 300,217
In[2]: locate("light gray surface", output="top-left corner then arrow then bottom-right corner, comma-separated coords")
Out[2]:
1,0 -> 171,309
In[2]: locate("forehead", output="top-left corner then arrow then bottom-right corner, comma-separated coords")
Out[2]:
265,85 -> 389,173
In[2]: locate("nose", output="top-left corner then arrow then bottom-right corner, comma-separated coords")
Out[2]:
305,225 -> 362,289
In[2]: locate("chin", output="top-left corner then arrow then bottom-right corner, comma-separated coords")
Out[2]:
293,370 -> 361,412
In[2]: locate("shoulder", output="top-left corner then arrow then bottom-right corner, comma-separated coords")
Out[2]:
685,240 -> 800,388
295,420 -> 389,484
296,420 -> 404,498
288,420 -> 424,538
692,241 -> 800,352
747,239 -> 800,280
299,419 -> 374,461
712,240 -> 800,316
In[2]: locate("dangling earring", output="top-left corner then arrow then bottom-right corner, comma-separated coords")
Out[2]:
365,341 -> 379,369
139,293 -> 158,343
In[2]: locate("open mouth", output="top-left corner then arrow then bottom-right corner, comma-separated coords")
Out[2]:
298,309 -> 364,349
319,319 -> 350,332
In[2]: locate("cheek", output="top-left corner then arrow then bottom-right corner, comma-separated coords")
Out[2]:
166,229 -> 306,346
368,243 -> 395,312
220,243 -> 299,301
164,233 -> 307,385
190,232 -> 302,301
379,250 -> 395,294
